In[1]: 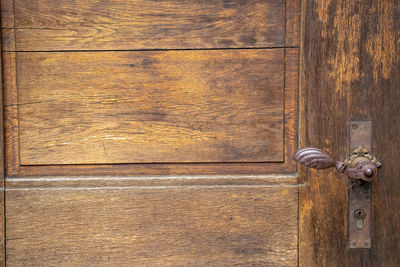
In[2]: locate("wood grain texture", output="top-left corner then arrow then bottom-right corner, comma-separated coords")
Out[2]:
4,49 -> 298,176
0,6 -> 4,187
9,0 -> 288,51
0,2 -> 5,262
283,48 -> 298,175
3,52 -> 21,176
18,49 -> 284,165
299,0 -> 400,266
286,0 -> 301,47
5,174 -> 298,189
6,185 -> 298,266
0,192 -> 3,267
0,0 -> 13,28
1,0 -> 14,51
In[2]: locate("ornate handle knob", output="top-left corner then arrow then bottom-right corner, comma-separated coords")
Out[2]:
293,146 -> 381,181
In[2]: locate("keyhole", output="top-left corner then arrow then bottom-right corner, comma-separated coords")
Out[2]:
354,209 -> 366,230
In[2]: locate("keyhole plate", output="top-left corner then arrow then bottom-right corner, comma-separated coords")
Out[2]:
349,181 -> 371,248
349,121 -> 372,249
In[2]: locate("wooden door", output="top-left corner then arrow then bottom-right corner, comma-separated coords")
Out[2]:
0,0 -> 398,266
1,0 -> 301,265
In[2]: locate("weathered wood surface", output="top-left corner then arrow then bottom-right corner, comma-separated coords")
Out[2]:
0,192 -> 3,267
286,0 -> 301,47
2,0 -> 294,51
5,174 -> 298,189
17,49 -> 284,165
6,183 -> 298,266
0,3 -> 5,263
300,0 -> 400,266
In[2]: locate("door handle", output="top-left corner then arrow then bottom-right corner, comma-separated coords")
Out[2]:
294,146 -> 381,248
293,146 -> 381,182
293,120 -> 381,249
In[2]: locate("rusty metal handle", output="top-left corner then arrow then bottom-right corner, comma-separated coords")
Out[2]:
293,146 -> 381,182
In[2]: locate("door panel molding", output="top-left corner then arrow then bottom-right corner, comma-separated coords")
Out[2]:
4,49 -> 299,177
6,174 -> 299,190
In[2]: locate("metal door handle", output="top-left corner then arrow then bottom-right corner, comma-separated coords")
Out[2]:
293,146 -> 381,182
293,123 -> 382,248
293,121 -> 381,248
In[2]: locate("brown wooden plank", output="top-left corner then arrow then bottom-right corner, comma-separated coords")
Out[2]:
18,49 -> 285,165
3,52 -> 20,177
1,0 -> 14,51
286,0 -> 301,47
0,1 -> 6,262
0,192 -> 3,267
6,184 -> 298,266
0,8 -> 4,188
5,174 -> 298,189
284,48 -> 298,173
299,0 -> 400,266
0,0 -> 13,28
1,28 -> 14,51
10,0 -> 288,51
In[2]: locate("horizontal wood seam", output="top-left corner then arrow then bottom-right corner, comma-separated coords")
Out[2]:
5,174 -> 302,189
5,184 -> 306,191
3,46 -> 299,53
6,174 -> 298,181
